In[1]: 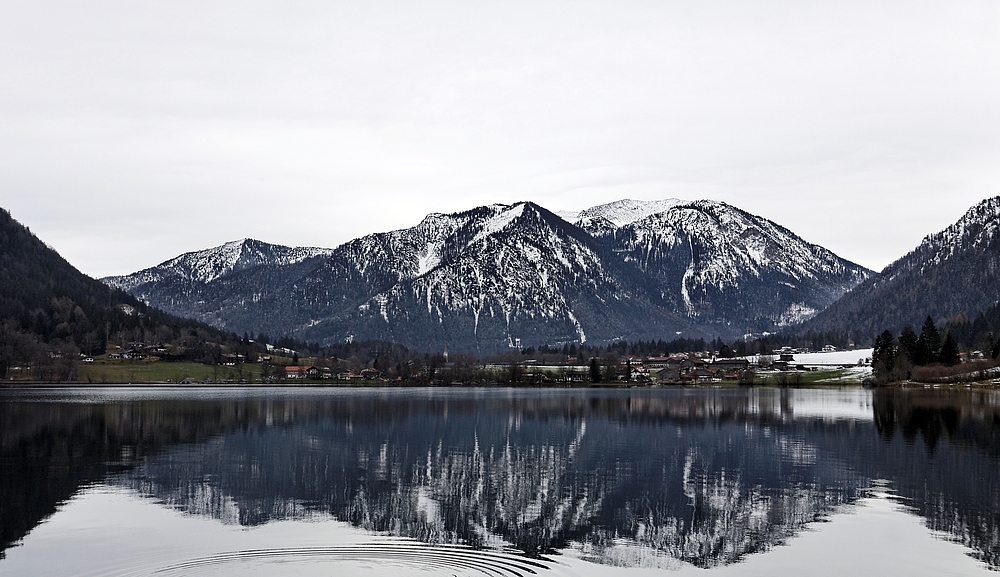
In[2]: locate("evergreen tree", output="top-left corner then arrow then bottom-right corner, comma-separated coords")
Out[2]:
589,358 -> 601,383
872,330 -> 897,384
919,316 -> 942,364
940,332 -> 960,366
898,325 -> 919,363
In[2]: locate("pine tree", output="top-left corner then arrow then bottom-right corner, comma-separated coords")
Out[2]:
898,325 -> 919,363
872,330 -> 897,384
940,332 -> 960,366
920,316 -> 942,364
589,358 -> 601,383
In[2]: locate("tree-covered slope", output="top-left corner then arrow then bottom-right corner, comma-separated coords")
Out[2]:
0,208 -> 234,378
801,197 -> 1000,336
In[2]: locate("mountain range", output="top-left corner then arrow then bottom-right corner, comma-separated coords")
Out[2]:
104,199 -> 872,352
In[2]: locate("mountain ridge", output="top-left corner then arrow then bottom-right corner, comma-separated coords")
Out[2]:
104,199 -> 872,351
800,196 -> 1000,336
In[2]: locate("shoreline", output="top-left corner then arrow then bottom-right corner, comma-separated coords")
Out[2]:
0,380 -> 885,390
4,380 -> 999,390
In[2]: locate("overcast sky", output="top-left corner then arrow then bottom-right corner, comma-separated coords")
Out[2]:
2,1 -> 998,277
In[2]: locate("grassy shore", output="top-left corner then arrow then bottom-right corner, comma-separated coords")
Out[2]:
77,358 -> 265,384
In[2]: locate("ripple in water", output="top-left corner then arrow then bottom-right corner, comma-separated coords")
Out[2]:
151,543 -> 556,577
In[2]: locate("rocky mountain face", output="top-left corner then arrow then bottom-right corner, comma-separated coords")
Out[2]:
802,196 -> 1000,336
569,199 -> 871,330
104,199 -> 871,351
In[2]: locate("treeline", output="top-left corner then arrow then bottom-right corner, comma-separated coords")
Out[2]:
502,337 -> 730,362
730,330 -> 869,356
870,313 -> 1000,384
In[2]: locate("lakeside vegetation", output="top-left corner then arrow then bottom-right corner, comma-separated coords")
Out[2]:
42,353 -> 866,387
5,314 -> 995,387
870,315 -> 1000,386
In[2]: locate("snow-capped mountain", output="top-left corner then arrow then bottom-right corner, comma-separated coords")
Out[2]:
104,199 -> 872,350
315,202 -> 691,349
569,199 -> 871,329
803,196 -> 1000,335
105,239 -> 334,291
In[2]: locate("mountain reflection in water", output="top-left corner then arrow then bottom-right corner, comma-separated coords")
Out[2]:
1,387 -> 999,570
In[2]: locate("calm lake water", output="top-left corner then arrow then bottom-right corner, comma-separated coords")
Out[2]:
1,386 -> 998,576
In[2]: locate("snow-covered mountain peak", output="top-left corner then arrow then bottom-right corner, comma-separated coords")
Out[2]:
575,199 -> 687,227
918,196 -> 1000,257
103,238 -> 335,289
167,239 -> 334,283
104,197 -> 872,349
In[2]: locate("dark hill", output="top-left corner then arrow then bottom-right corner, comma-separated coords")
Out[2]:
0,208 -> 229,379
800,197 -> 1000,336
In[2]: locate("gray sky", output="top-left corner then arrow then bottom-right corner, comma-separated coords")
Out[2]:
2,1 -> 998,277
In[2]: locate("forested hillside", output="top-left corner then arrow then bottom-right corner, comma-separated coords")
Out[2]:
800,197 -> 1000,337
0,209 -> 241,380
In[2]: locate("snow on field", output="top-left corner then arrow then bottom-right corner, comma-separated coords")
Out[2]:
811,366 -> 873,383
792,349 -> 873,365
742,348 -> 873,366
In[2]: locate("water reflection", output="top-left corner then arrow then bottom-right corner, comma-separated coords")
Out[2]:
1,387 -> 999,570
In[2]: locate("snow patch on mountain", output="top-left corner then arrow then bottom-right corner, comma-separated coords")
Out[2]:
912,196 -> 1000,274
777,303 -> 819,326
471,204 -> 526,244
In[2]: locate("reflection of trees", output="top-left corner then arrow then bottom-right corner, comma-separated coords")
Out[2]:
873,389 -> 1000,452
2,389 -> 1000,569
869,389 -> 1000,568
0,399 -> 286,558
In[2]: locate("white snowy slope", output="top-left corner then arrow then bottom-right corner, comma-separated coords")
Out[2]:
324,210 -> 473,284
575,198 -> 686,227
564,199 -> 685,237
104,239 -> 334,291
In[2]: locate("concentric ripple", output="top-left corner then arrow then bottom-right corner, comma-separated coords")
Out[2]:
153,543 -> 554,577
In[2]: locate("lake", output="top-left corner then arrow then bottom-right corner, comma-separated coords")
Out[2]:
1,386 -> 998,576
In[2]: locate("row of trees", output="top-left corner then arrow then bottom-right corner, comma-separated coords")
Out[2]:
871,317 -> 964,384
